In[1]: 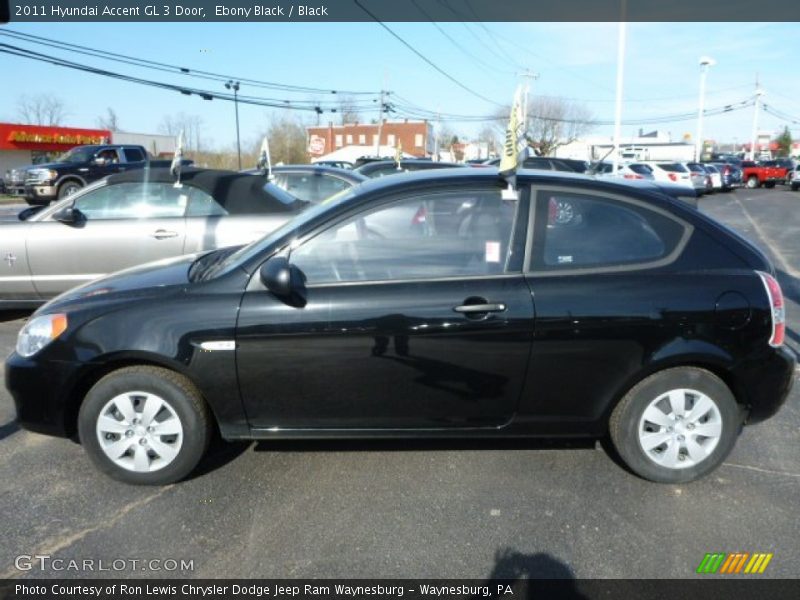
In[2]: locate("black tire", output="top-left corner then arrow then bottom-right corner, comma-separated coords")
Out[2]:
78,366 -> 212,485
57,181 -> 82,199
764,181 -> 775,189
792,183 -> 799,192
745,176 -> 759,189
609,367 -> 741,483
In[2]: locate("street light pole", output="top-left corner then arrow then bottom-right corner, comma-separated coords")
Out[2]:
611,16 -> 627,177
695,56 -> 715,162
749,87 -> 764,161
226,80 -> 241,170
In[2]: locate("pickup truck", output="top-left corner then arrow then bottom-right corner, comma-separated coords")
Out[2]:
740,160 -> 790,189
20,144 -> 150,205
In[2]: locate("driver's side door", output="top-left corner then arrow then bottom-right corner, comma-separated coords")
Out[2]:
26,182 -> 187,298
236,184 -> 535,430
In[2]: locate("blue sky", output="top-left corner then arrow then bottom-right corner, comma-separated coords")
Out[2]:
1,21 -> 798,150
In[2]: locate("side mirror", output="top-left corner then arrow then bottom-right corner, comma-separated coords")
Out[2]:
53,207 -> 81,224
259,256 -> 293,296
18,206 -> 44,221
259,256 -> 307,306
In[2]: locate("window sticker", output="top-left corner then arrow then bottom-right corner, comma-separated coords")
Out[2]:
486,241 -> 501,263
558,255 -> 574,264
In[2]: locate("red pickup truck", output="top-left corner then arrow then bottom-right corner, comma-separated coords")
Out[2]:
741,160 -> 791,189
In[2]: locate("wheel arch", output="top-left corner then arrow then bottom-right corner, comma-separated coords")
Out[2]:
55,175 -> 87,191
598,351 -> 747,435
63,352 -> 218,439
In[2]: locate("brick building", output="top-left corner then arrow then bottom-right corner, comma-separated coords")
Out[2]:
307,119 -> 433,160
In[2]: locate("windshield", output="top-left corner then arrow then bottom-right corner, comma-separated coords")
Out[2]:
203,186 -> 357,279
55,146 -> 97,163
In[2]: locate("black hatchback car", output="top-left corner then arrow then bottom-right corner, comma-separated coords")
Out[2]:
5,168 -> 793,485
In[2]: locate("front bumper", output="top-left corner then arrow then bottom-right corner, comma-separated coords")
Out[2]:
23,184 -> 57,203
5,352 -> 84,438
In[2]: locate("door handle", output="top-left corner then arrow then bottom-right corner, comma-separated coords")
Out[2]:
453,303 -> 506,314
151,229 -> 178,239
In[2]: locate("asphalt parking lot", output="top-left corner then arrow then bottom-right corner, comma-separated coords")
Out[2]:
0,187 -> 798,580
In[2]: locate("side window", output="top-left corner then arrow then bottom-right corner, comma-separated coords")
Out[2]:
186,187 -> 227,217
534,191 -> 687,270
123,148 -> 145,162
315,175 -> 352,201
73,182 -> 188,220
283,173 -> 317,202
291,188 -> 519,284
96,149 -> 120,164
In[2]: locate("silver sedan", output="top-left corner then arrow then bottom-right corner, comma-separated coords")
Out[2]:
0,167 -> 307,307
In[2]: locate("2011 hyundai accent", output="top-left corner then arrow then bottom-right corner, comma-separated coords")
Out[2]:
5,168 -> 794,485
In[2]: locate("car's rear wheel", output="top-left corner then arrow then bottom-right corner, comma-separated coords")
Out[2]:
57,181 -> 82,199
609,367 -> 741,483
764,181 -> 775,189
78,366 -> 212,485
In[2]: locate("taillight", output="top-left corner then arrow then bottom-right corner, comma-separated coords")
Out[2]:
668,173 -> 677,182
724,165 -> 731,176
757,271 -> 785,347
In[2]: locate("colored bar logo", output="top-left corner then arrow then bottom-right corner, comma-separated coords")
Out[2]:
696,552 -> 773,574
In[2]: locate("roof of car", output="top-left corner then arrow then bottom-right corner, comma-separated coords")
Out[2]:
105,167 -> 306,213
338,165 -> 694,201
269,164 -> 368,182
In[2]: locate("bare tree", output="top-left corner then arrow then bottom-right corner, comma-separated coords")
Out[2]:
477,125 -> 499,157
338,95 -> 360,125
16,94 -> 67,125
159,112 -> 204,153
96,107 -> 120,131
260,113 -> 310,165
494,96 -> 594,157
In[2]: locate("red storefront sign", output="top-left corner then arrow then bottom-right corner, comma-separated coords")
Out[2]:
0,123 -> 111,152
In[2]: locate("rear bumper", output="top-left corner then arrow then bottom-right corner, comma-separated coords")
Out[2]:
741,346 -> 796,425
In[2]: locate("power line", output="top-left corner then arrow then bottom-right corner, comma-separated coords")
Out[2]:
0,29 -> 378,96
353,0 -> 504,107
0,42 -> 372,113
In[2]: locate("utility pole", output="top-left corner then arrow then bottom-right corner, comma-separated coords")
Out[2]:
695,56 -> 716,162
749,75 -> 764,161
516,69 -> 538,134
225,80 -> 241,170
375,89 -> 385,157
612,3 -> 627,177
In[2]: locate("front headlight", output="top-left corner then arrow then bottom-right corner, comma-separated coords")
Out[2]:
16,314 -> 68,358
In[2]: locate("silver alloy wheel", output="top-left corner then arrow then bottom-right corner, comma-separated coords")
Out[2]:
637,388 -> 722,470
95,391 -> 184,473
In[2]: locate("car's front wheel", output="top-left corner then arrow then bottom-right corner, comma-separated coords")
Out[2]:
609,367 -> 741,483
57,181 -> 82,199
78,366 -> 212,485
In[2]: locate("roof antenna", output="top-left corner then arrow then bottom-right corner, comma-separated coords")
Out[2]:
499,85 -> 526,200
170,131 -> 184,188
257,136 -> 273,180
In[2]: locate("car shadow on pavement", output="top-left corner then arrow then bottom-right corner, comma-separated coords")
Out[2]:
189,437 -> 252,480
0,420 -> 20,441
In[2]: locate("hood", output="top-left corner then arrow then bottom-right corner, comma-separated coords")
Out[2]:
27,162 -> 73,172
39,253 -> 201,314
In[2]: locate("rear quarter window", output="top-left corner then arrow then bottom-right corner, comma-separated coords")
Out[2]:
531,190 -> 690,272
